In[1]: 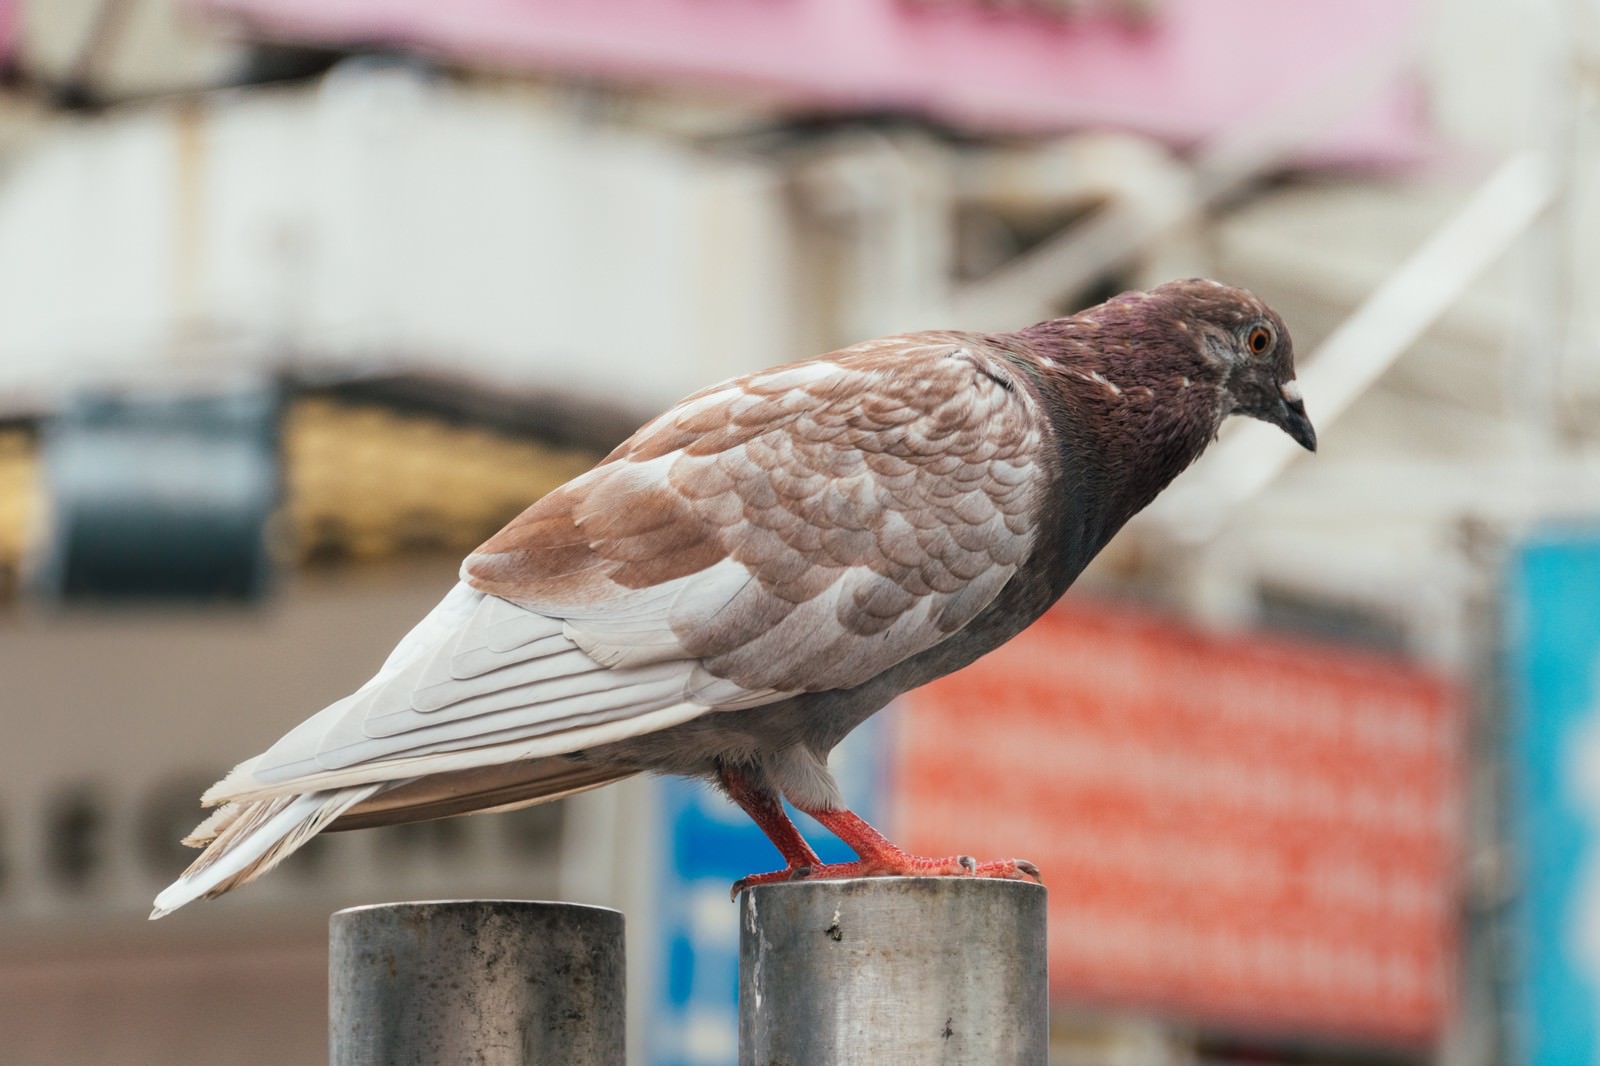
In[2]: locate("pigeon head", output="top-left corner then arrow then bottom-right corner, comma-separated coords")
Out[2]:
1012,278 -> 1314,540
1145,278 -> 1316,452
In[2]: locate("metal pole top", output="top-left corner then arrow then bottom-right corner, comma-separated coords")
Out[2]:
330,899 -> 625,1066
739,877 -> 1049,1065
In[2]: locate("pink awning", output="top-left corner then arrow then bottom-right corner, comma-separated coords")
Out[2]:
200,0 -> 1429,166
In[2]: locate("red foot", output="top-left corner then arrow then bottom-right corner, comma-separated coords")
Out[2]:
715,765 -> 1041,899
731,853 -> 1040,897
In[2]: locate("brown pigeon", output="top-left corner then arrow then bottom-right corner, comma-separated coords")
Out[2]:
152,279 -> 1314,917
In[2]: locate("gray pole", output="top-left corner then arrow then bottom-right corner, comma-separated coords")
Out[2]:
329,899 -> 625,1066
739,877 -> 1048,1065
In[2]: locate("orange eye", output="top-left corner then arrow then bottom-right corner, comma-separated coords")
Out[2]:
1247,325 -> 1273,354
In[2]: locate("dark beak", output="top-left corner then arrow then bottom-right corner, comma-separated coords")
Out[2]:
1279,397 -> 1317,452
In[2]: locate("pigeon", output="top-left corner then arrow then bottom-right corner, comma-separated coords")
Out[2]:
152,279 -> 1314,918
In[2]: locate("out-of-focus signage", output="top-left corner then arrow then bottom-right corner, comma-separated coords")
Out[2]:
894,598 -> 1461,1044
1508,531 -> 1600,1066
202,0 -> 1426,165
37,389 -> 280,602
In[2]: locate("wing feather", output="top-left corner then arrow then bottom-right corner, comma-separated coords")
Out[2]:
235,586 -> 757,790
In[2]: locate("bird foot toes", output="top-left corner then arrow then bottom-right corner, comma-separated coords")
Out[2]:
731,855 -> 1043,896
730,865 -> 820,898
968,857 -> 1042,883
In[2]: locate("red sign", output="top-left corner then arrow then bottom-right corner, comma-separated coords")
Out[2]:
893,599 -> 1461,1044
202,0 -> 1427,166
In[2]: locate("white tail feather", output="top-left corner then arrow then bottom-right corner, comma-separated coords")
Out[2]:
150,784 -> 382,919
202,699 -> 711,806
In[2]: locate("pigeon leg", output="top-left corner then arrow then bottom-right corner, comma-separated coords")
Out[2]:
718,765 -> 823,873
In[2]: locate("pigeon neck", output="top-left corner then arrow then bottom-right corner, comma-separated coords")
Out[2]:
1017,321 -> 1229,545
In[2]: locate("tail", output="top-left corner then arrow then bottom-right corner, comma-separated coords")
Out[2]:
150,758 -> 636,919
150,785 -> 381,919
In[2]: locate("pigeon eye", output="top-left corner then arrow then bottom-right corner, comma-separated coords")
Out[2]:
1246,325 -> 1273,355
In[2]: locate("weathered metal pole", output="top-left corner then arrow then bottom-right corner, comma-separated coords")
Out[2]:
738,878 -> 1048,1064
329,900 -> 625,1066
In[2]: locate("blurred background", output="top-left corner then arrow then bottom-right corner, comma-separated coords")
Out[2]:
0,0 -> 1596,1063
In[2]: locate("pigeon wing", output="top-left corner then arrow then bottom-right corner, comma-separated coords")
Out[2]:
467,336 -> 1046,695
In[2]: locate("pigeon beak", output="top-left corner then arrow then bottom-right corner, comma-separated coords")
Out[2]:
1278,396 -> 1317,452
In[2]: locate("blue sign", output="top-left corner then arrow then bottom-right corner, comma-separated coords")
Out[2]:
647,715 -> 888,1066
1511,531 -> 1600,1065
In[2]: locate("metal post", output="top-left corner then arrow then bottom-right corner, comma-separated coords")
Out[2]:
739,878 -> 1048,1065
330,900 -> 625,1066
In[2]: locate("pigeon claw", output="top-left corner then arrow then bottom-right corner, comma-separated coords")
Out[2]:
729,865 -> 817,899
957,857 -> 1043,884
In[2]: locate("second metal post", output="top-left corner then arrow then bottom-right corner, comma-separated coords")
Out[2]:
329,899 -> 625,1066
